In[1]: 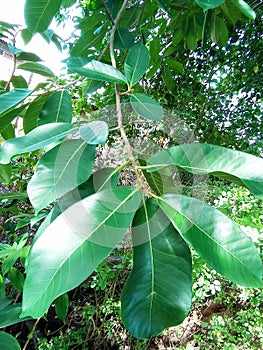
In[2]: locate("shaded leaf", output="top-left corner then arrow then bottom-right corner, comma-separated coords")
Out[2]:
0,164 -> 11,183
0,303 -> 32,328
159,194 -> 262,287
147,143 -> 263,199
114,27 -> 134,49
54,293 -> 68,322
121,199 -> 192,338
38,90 -> 72,126
0,123 -> 77,164
124,44 -> 149,87
165,59 -> 184,74
17,62 -> 55,77
0,332 -> 21,350
28,139 -> 95,213
130,93 -> 163,121
21,187 -> 142,318
80,121 -> 109,145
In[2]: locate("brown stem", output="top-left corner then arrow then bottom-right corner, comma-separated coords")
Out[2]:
109,0 -> 143,184
22,318 -> 40,350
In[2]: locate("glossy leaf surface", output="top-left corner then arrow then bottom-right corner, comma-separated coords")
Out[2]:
38,90 -> 72,125
159,194 -> 262,287
148,143 -> 263,199
130,93 -> 163,121
0,123 -> 77,164
28,140 -> 95,213
66,57 -> 127,83
121,199 -> 192,338
17,62 -> 55,77
195,0 -> 224,10
80,121 -> 108,145
24,0 -> 63,32
124,44 -> 149,86
0,89 -> 31,116
22,187 -> 142,318
0,332 -> 21,350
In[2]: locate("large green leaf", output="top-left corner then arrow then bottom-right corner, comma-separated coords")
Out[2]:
0,123 -> 77,164
159,194 -> 262,287
80,121 -> 108,145
66,57 -> 127,84
130,93 -> 163,121
0,332 -> 21,350
21,187 -> 142,318
17,62 -> 55,77
124,44 -> 150,87
148,143 -> 263,199
23,93 -> 52,133
121,199 -> 192,338
38,90 -> 72,126
195,0 -> 225,10
0,105 -> 27,133
0,303 -> 31,328
24,0 -> 63,32
28,140 -> 95,213
0,89 -> 31,116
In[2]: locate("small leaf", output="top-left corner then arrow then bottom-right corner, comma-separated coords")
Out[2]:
130,93 -> 163,121
80,121 -> 109,145
66,57 -> 127,84
165,59 -> 184,74
54,293 -> 68,322
11,76 -> 28,88
235,0 -> 255,20
195,0 -> 225,11
0,123 -> 77,164
114,27 -> 134,49
25,0 -> 63,32
21,187 -> 142,318
148,143 -> 263,199
121,199 -> 192,338
0,89 -> 31,116
28,140 -> 95,213
17,62 -> 55,77
38,90 -> 72,126
159,194 -> 263,287
0,331 -> 21,350
124,44 -> 150,86
8,267 -> 24,291
21,29 -> 33,44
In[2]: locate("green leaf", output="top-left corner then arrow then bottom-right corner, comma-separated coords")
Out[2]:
114,27 -> 134,49
17,62 -> 55,77
54,293 -> 68,322
211,16 -> 228,45
0,164 -> 11,183
148,143 -> 263,199
80,121 -> 109,145
165,59 -> 184,74
21,187 -> 142,318
70,30 -> 105,56
11,76 -> 28,89
28,140 -> 95,213
159,194 -> 262,287
121,199 -> 192,338
38,90 -> 72,126
16,52 -> 43,62
124,44 -> 150,87
150,37 -> 161,63
0,89 -> 31,116
0,105 -> 27,134
0,303 -> 32,328
195,0 -> 225,11
8,267 -> 24,291
0,192 -> 28,200
235,0 -> 255,20
24,0 -> 63,32
21,29 -> 33,45
130,93 -> 163,121
1,124 -> 15,140
23,93 -> 53,133
0,332 -> 21,350
66,57 -> 127,84
0,123 -> 77,164
0,297 -> 12,312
